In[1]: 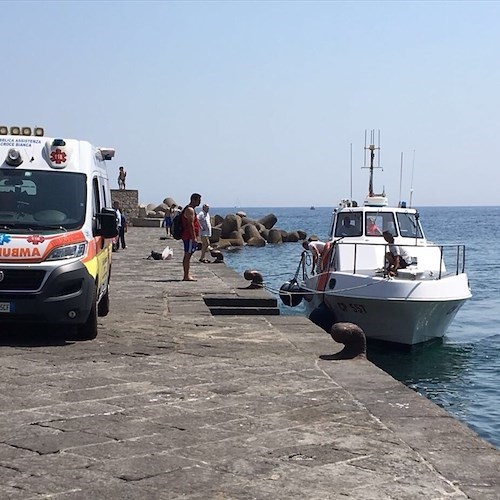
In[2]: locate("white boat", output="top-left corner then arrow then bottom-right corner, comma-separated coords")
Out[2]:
280,137 -> 472,346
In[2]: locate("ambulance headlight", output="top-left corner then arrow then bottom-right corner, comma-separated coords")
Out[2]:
46,243 -> 87,261
6,148 -> 23,166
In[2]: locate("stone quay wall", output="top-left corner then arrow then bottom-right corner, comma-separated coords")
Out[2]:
110,189 -> 139,223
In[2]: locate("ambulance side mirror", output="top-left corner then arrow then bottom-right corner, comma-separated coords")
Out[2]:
96,209 -> 118,238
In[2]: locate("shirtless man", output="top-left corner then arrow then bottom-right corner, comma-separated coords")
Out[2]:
118,166 -> 126,190
181,193 -> 201,281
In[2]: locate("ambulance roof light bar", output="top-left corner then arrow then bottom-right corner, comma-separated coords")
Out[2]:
0,125 -> 44,136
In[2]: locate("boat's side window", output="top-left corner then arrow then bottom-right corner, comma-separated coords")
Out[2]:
397,213 -> 423,238
335,213 -> 362,237
365,213 -> 399,236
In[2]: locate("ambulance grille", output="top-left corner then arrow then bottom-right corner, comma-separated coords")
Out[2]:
0,270 -> 46,291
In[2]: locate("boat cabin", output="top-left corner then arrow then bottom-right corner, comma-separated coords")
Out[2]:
329,208 -> 424,240
325,203 -> 446,275
328,198 -> 424,242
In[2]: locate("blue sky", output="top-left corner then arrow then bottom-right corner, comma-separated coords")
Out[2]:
3,1 -> 499,207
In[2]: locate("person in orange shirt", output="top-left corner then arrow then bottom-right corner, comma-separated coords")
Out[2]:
366,217 -> 382,236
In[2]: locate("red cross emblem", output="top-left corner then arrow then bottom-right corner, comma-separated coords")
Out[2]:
50,148 -> 67,164
27,235 -> 45,245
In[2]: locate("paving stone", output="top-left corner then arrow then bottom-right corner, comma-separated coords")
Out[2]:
0,227 -> 498,499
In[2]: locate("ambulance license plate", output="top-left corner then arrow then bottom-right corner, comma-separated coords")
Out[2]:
0,302 -> 11,313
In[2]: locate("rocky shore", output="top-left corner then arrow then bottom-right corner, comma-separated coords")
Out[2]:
140,198 -> 310,248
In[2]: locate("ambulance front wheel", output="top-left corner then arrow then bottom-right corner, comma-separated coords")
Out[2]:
98,288 -> 110,317
76,291 -> 98,341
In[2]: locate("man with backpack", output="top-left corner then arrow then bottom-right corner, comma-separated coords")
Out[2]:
181,193 -> 201,281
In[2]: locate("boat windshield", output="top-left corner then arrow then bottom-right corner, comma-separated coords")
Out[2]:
365,212 -> 396,236
335,212 -> 362,237
0,169 -> 86,231
396,212 -> 423,239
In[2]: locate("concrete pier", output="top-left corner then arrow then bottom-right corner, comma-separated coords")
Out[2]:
0,226 -> 499,499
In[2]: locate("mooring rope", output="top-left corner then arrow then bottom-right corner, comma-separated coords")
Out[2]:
263,274 -> 392,297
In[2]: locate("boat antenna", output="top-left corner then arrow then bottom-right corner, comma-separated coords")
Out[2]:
378,130 -> 381,169
363,130 -> 367,169
350,142 -> 353,202
409,149 -> 415,207
398,152 -> 403,206
362,129 -> 382,197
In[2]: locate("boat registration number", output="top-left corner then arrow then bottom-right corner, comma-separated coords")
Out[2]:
338,302 -> 366,314
0,302 -> 11,313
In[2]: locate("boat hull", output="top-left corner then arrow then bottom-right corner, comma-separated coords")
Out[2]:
302,272 -> 471,345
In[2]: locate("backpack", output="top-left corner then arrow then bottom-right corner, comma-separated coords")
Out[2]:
148,250 -> 163,260
171,210 -> 184,240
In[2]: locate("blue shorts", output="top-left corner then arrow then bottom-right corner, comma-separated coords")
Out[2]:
164,216 -> 172,227
183,239 -> 197,253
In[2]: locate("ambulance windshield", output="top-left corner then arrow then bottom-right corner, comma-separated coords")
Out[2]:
0,170 -> 86,231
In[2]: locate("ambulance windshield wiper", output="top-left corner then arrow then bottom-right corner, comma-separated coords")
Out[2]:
30,224 -> 68,232
0,223 -> 68,232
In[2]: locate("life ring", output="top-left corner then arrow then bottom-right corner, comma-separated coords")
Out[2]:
319,241 -> 333,274
317,242 -> 333,292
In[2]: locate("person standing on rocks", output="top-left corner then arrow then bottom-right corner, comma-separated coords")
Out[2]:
181,193 -> 201,281
118,166 -> 127,190
197,203 -> 212,263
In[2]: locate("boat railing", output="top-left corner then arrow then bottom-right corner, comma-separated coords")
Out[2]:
314,241 -> 467,279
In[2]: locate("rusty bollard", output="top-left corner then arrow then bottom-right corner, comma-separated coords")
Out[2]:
243,270 -> 264,289
321,322 -> 366,360
210,249 -> 224,263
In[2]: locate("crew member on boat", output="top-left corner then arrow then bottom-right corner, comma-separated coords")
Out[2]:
302,240 -> 326,273
337,215 -> 359,237
383,231 -> 412,276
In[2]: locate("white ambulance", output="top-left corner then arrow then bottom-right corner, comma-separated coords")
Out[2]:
0,125 -> 118,339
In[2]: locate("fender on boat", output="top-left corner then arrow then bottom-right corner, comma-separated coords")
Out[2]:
279,280 -> 303,307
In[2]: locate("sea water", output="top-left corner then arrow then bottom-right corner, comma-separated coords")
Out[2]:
212,206 -> 500,449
